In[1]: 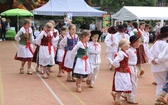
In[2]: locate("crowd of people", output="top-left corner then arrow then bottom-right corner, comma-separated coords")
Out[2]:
13,18 -> 168,105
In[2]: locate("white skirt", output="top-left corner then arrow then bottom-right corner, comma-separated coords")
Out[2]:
73,58 -> 91,75
115,72 -> 132,91
17,44 -> 33,58
39,46 -> 55,66
56,49 -> 64,62
64,51 -> 75,69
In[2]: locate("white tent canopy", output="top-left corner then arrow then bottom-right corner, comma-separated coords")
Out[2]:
111,6 -> 168,21
33,0 -> 106,17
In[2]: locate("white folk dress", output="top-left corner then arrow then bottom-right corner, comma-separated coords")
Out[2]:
104,33 -> 118,61
110,50 -> 132,92
71,41 -> 91,78
15,27 -> 34,59
56,34 -> 65,62
35,30 -> 59,66
59,34 -> 78,69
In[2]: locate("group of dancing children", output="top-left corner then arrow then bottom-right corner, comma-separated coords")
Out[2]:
14,19 -> 168,105
14,19 -> 101,93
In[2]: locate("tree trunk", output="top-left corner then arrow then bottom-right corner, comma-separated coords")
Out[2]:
87,0 -> 92,6
9,0 -> 14,8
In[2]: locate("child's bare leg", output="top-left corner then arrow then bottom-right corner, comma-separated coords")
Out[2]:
57,65 -> 62,77
42,66 -> 48,79
137,64 -> 144,76
114,92 -> 122,105
20,61 -> 26,74
27,59 -> 32,75
76,77 -> 82,93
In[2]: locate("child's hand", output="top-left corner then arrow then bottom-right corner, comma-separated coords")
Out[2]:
152,59 -> 157,65
111,43 -> 115,46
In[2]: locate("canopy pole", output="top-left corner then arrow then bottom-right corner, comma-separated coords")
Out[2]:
17,16 -> 19,32
161,19 -> 164,27
136,18 -> 139,24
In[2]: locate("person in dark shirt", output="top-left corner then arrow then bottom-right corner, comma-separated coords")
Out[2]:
1,18 -> 7,41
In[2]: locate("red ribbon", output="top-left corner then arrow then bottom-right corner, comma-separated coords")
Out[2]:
82,55 -> 88,71
45,30 -> 52,55
93,43 -> 98,50
26,40 -> 34,55
138,30 -> 142,37
82,42 -> 88,71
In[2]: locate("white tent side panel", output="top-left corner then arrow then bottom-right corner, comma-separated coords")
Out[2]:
33,0 -> 107,17
111,6 -> 168,21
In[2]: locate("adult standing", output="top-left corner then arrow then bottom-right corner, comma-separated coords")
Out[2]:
0,16 -> 2,41
89,21 -> 96,31
1,18 -> 7,41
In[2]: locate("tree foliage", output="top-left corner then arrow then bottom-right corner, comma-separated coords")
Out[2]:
86,0 -> 158,12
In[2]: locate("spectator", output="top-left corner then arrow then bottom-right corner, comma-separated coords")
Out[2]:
1,18 -> 7,41
89,21 -> 96,30
0,16 -> 2,41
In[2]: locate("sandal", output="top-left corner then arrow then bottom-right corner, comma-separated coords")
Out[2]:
121,95 -> 127,101
114,99 -> 122,105
140,70 -> 144,76
20,67 -> 24,74
57,74 -> 62,77
111,92 -> 116,101
76,83 -> 81,93
42,73 -> 49,79
27,69 -> 32,75
86,80 -> 91,86
157,97 -> 167,104
127,101 -> 138,104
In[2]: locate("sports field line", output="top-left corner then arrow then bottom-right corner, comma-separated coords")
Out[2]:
0,65 -> 5,105
12,42 -> 64,105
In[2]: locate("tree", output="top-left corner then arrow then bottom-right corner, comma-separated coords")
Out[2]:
88,0 -> 157,12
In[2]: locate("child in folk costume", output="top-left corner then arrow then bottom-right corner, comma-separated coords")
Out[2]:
143,24 -> 150,59
149,26 -> 168,105
71,30 -> 91,93
48,20 -> 59,72
86,31 -> 101,88
130,22 -> 138,36
114,25 -> 130,46
104,26 -> 117,70
122,35 -> 141,104
136,22 -> 148,76
32,27 -> 43,73
15,19 -> 34,75
35,22 -> 59,79
55,26 -> 67,77
60,24 -> 78,82
109,39 -> 132,105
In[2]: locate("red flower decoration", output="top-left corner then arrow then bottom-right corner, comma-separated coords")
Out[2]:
82,55 -> 88,60
138,30 -> 142,37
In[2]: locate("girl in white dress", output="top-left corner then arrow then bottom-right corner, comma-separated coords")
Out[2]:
35,22 -> 59,79
59,24 -> 78,82
71,30 -> 91,93
15,19 -> 34,75
108,39 -> 132,105
104,26 -> 117,70
48,20 -> 59,72
86,32 -> 101,88
55,26 -> 67,77
143,24 -> 150,58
